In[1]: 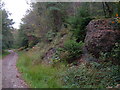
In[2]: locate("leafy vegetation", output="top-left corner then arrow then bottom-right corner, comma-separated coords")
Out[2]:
66,6 -> 93,42
1,9 -> 14,49
62,62 -> 119,88
16,2 -> 120,88
1,3 -> 14,56
17,51 -> 119,88
1,50 -> 10,59
58,40 -> 84,63
99,40 -> 120,65
17,51 -> 66,88
46,30 -> 56,42
110,17 -> 120,30
1,2 -> 120,88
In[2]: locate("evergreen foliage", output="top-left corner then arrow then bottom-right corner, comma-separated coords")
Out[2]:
2,9 -> 14,49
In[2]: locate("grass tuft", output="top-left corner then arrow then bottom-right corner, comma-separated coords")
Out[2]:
1,50 -> 10,59
17,51 -> 65,88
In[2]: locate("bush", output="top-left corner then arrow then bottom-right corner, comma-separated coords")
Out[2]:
66,7 -> 93,42
2,50 -> 10,58
28,39 -> 39,48
110,17 -> 120,30
59,40 -> 84,63
51,50 -> 61,65
46,30 -> 56,42
111,42 -> 120,64
99,41 -> 120,65
17,52 -> 65,88
62,62 -> 119,88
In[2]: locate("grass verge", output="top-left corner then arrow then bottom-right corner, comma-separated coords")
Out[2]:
17,51 -> 66,88
1,50 -> 10,59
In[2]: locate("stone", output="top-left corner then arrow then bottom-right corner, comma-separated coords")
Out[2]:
16,75 -> 19,78
85,19 -> 120,58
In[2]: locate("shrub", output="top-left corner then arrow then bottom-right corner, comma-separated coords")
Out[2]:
46,30 -> 56,42
2,50 -> 10,58
58,40 -> 84,63
99,41 -> 120,65
109,42 -> 120,65
28,40 -> 39,48
51,50 -> 61,65
66,7 -> 93,42
17,52 -> 64,88
62,62 -> 119,88
110,17 -> 120,30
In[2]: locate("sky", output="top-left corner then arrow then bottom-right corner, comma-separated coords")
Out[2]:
2,0 -> 31,29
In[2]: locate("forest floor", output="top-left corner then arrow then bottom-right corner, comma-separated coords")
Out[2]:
2,50 -> 28,88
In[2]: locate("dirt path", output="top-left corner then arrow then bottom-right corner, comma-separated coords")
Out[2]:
2,50 -> 28,88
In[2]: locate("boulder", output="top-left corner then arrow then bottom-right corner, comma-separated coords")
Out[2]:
85,19 -> 120,58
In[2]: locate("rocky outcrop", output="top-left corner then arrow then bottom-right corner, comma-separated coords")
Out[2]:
85,19 -> 120,58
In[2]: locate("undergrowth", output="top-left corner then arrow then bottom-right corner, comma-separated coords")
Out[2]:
62,62 -> 119,88
17,51 -> 66,88
17,50 -> 119,88
2,50 -> 10,59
